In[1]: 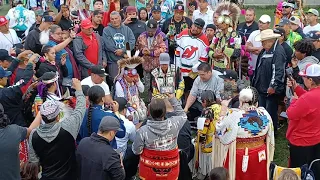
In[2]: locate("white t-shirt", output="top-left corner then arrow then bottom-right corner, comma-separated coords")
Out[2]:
81,76 -> 110,95
247,30 -> 262,70
115,114 -> 136,156
192,8 -> 214,29
303,23 -> 320,34
0,29 -> 21,52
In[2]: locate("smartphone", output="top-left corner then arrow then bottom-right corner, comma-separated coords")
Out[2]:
131,17 -> 137,21
28,53 -> 40,63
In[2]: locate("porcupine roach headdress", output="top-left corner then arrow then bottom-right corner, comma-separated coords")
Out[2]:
115,42 -> 144,81
215,1 -> 241,30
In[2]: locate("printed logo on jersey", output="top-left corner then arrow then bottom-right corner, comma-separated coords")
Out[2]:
182,45 -> 198,59
113,33 -> 125,49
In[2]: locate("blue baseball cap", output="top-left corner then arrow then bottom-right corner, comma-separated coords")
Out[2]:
306,30 -> 320,40
42,15 -> 54,23
0,66 -> 12,78
152,5 -> 161,12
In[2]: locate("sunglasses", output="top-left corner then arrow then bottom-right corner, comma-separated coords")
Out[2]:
124,69 -> 138,77
283,6 -> 291,8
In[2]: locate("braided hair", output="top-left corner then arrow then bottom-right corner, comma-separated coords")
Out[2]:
86,86 -> 105,135
39,72 -> 57,102
239,86 -> 259,108
293,39 -> 316,57
41,83 -> 54,102
0,103 -> 10,128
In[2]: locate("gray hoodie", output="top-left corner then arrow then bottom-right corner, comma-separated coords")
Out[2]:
102,23 -> 136,63
28,91 -> 86,163
132,97 -> 187,154
297,56 -> 320,71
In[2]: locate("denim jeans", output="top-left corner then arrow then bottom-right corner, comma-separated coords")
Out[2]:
258,93 -> 279,133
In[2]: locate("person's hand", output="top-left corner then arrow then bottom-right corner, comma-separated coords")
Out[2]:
291,57 -> 298,68
10,48 -> 16,56
72,78 -> 82,91
221,99 -> 231,107
267,87 -> 275,95
114,49 -> 123,56
184,107 -> 188,113
292,94 -> 299,100
166,93 -> 175,99
69,30 -> 76,39
17,50 -> 33,60
29,81 -> 39,89
133,74 -> 140,83
188,5 -> 195,12
61,56 -> 66,65
287,77 -> 298,89
112,101 -> 119,112
123,16 -> 132,25
28,53 -> 40,64
142,48 -> 150,56
102,61 -> 107,68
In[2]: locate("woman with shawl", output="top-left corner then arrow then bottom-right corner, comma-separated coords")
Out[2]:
47,24 -> 80,90
213,87 -> 275,180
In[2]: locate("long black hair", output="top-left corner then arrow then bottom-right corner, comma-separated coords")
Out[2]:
87,86 -> 105,135
138,7 -> 149,21
0,103 -> 10,128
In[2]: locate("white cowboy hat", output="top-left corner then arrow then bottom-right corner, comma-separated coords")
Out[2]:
255,29 -> 281,42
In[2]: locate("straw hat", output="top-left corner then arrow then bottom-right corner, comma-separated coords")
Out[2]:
255,29 -> 281,42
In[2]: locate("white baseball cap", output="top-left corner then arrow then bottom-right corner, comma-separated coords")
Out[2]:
299,64 -> 320,77
289,16 -> 301,25
259,15 -> 271,23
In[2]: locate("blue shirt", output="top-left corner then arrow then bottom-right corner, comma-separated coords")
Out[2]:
47,41 -> 73,78
78,105 -> 126,149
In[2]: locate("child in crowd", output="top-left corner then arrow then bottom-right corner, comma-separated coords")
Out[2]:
277,169 -> 301,180
205,167 -> 229,180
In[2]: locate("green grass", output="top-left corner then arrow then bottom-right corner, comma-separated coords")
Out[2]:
0,2 -> 290,167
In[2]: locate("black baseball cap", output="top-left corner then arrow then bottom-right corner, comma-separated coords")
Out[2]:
0,66 -> 12,78
152,5 -> 161,12
99,116 -> 123,132
42,15 -> 54,23
306,30 -> 320,40
0,49 -> 14,62
174,4 -> 184,11
91,65 -> 108,77
194,18 -> 205,29
276,18 -> 290,27
147,19 -> 158,29
273,27 -> 285,36
219,70 -> 238,80
114,97 -> 128,111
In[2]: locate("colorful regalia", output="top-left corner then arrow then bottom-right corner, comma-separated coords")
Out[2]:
212,88 -> 275,180
151,64 -> 184,100
114,54 -> 147,124
208,2 -> 241,71
193,104 -> 221,178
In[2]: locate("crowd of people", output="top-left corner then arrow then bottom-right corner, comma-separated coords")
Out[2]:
0,0 -> 320,179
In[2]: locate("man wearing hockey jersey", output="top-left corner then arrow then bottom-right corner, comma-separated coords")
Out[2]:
176,18 -> 209,100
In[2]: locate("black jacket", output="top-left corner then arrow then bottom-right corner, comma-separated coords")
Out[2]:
252,40 -> 286,95
294,27 -> 306,39
76,133 -> 125,180
36,60 -> 68,78
237,21 -> 259,45
126,20 -> 147,40
281,41 -> 293,65
58,16 -> 73,31
0,63 -> 34,126
24,28 -> 42,54
313,49 -> 320,61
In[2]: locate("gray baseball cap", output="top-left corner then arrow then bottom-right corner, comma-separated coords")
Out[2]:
98,116 -> 123,132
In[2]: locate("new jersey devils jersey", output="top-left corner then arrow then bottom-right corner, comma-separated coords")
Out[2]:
176,29 -> 209,77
